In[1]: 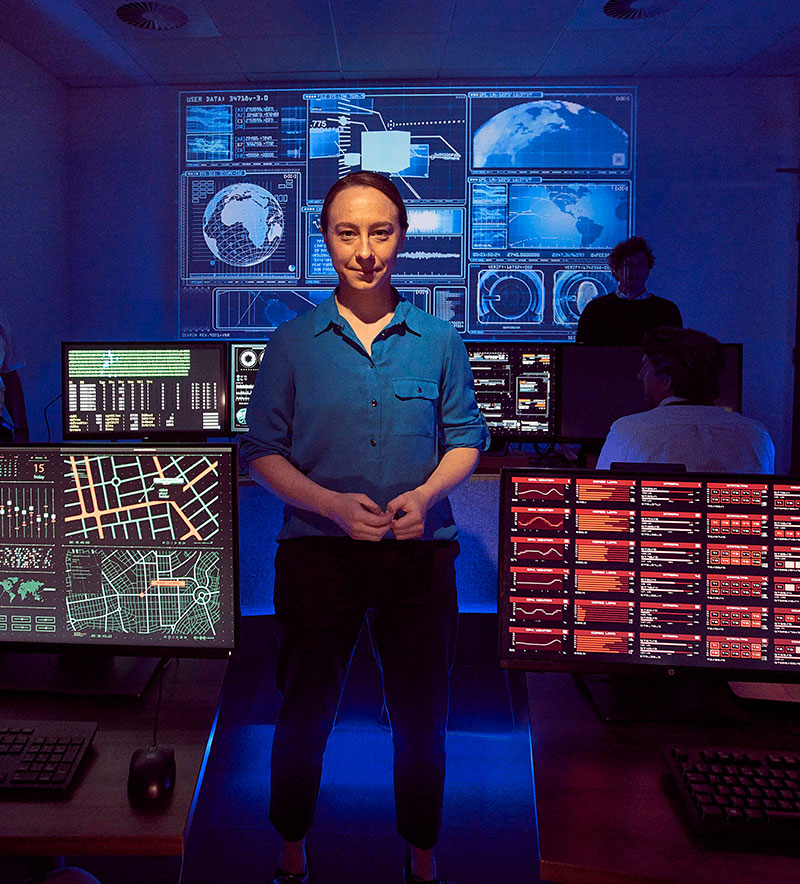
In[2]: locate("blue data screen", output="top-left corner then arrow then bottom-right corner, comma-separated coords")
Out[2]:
179,86 -> 635,340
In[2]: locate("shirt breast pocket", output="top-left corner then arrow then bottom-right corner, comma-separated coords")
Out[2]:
392,378 -> 439,437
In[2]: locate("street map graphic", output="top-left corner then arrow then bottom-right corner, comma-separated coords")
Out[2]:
61,454 -> 224,640
65,547 -> 220,638
63,453 -> 220,542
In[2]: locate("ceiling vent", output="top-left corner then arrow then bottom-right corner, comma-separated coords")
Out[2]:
116,2 -> 188,31
603,0 -> 681,20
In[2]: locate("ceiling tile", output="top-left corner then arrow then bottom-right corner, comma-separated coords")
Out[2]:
120,36 -> 242,80
736,28 -> 800,75
330,0 -> 455,34
441,30 -> 557,72
681,0 -> 800,32
338,32 -> 447,71
204,0 -> 334,37
228,35 -> 340,73
640,26 -> 792,75
0,0 -> 109,44
450,0 -> 582,32
538,28 -> 674,76
12,37 -> 152,85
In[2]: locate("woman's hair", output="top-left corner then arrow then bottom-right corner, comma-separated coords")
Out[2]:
608,235 -> 655,274
320,172 -> 409,235
642,326 -> 725,403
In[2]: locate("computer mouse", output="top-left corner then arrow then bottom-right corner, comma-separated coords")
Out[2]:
127,744 -> 176,808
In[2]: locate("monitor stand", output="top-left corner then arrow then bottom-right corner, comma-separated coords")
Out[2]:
0,650 -> 163,697
575,673 -> 748,723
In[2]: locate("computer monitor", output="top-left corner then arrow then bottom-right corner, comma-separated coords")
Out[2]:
229,342 -> 267,433
498,467 -> 800,683
557,343 -> 742,443
466,343 -> 556,441
0,444 -> 238,658
62,342 -> 228,440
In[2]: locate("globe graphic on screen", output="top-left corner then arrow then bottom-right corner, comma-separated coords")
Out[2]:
473,100 -> 628,169
203,183 -> 284,266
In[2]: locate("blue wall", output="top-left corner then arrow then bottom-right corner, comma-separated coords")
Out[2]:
0,40 -> 69,441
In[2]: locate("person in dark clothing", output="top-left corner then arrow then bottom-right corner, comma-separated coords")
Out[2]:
240,172 -> 488,884
576,235 -> 682,345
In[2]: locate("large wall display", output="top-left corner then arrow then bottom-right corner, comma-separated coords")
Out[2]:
179,85 -> 635,340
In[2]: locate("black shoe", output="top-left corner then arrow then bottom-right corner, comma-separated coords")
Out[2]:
272,867 -> 308,884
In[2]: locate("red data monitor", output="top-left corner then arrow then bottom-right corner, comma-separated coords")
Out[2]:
499,469 -> 800,682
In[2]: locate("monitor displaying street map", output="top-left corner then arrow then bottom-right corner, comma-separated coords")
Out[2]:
0,445 -> 238,657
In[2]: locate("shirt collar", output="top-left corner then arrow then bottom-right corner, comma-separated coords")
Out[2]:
614,287 -> 652,301
312,288 -> 422,337
658,395 -> 689,407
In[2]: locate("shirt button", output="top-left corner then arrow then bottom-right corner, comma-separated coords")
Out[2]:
370,439 -> 376,447
416,386 -> 422,393
371,399 -> 377,407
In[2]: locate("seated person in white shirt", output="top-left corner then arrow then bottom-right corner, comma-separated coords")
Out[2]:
597,326 -> 775,473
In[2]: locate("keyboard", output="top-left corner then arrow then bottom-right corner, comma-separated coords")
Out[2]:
665,745 -> 800,844
0,719 -> 97,795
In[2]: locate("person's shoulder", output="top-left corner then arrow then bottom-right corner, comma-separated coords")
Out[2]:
724,410 -> 772,435
648,294 -> 680,310
271,295 -> 334,343
582,293 -> 616,312
608,408 -> 658,434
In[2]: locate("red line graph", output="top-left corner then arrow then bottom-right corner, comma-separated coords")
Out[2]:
516,514 -> 564,530
514,637 -> 564,650
512,573 -> 566,592
513,605 -> 564,621
516,488 -> 566,500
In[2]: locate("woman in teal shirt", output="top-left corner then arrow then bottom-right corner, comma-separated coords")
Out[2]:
240,172 -> 488,884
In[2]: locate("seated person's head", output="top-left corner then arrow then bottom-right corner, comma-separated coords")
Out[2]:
608,235 -> 655,298
640,326 -> 724,408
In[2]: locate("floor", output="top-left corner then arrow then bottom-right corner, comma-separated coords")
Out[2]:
2,614 -> 540,884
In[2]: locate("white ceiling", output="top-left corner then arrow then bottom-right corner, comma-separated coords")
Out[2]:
2,0 -> 800,87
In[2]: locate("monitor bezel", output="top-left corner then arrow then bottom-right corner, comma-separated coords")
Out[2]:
0,442 -> 239,660
498,466 -> 800,684
465,341 -> 559,443
61,341 -> 230,441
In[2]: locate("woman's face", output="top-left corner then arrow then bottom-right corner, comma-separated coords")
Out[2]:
323,185 -> 405,296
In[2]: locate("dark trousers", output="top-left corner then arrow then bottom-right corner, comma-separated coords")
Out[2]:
269,537 -> 460,850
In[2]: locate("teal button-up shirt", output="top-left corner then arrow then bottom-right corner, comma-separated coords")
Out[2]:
239,292 -> 489,540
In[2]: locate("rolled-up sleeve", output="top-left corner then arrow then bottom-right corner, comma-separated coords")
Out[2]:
438,329 -> 490,452
238,327 -> 295,468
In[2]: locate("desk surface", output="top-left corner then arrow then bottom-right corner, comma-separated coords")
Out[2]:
0,656 -> 227,856
528,672 -> 800,884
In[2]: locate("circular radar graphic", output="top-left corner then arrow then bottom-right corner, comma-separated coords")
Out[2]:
478,271 -> 544,325
553,269 -> 616,325
203,183 -> 284,267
